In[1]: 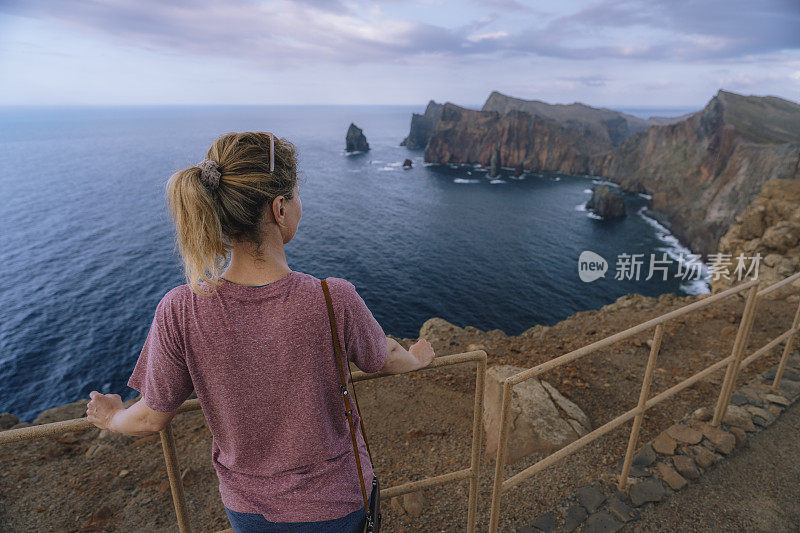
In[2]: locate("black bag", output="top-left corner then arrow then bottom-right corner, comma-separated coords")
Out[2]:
321,278 -> 382,532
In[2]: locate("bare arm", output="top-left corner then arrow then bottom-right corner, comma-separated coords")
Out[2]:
86,391 -> 177,436
379,337 -> 435,374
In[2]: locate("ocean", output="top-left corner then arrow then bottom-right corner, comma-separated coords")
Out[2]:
0,104 -> 704,422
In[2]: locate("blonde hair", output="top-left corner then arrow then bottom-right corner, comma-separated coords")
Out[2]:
166,132 -> 300,296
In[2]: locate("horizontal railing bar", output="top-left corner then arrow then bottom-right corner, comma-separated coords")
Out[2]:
502,405 -> 641,492
502,352 -> 737,493
645,355 -> 734,408
508,279 -> 760,386
0,398 -> 204,444
0,353 -> 487,445
758,271 -> 800,297
350,350 -> 486,383
381,468 -> 473,499
740,328 -> 797,369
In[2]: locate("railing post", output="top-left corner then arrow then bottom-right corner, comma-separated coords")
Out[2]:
772,298 -> 800,389
488,379 -> 513,533
618,323 -> 664,491
466,356 -> 486,533
160,422 -> 191,533
712,283 -> 760,426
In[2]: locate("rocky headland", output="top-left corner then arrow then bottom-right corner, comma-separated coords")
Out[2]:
405,89 -> 800,268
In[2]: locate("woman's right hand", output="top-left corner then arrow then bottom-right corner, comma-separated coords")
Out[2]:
408,338 -> 435,370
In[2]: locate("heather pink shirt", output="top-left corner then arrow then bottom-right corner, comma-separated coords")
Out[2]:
126,270 -> 387,521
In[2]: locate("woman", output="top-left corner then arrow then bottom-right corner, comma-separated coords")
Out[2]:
85,132 -> 436,532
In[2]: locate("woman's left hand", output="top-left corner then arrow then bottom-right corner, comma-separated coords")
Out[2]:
86,391 -> 124,431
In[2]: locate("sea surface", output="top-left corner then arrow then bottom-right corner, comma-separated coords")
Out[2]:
0,104 -> 705,422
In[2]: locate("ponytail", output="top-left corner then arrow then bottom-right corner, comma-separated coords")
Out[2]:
165,132 -> 299,296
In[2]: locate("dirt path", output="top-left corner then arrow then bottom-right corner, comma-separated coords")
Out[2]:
630,399 -> 800,532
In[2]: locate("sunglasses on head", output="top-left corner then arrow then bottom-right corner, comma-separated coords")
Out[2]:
257,132 -> 275,173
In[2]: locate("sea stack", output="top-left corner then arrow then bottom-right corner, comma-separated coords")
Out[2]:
488,146 -> 501,178
345,123 -> 370,152
586,186 -> 626,219
403,158 -> 413,169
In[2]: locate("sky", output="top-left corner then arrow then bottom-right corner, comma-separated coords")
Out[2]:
1,0 -> 799,108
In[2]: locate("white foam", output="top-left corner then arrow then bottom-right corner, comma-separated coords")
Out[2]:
637,206 -> 710,293
591,179 -> 619,188
489,179 -> 507,184
639,193 -> 652,200
454,178 -> 481,184
583,188 -> 593,194
575,203 -> 587,212
553,177 -> 561,181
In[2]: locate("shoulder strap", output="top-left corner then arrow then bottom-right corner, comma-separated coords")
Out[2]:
321,278 -> 371,515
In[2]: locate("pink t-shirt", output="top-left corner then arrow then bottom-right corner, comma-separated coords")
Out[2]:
126,270 -> 387,521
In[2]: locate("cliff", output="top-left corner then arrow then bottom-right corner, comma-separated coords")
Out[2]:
400,100 -> 443,149
711,178 -> 800,297
481,90 -> 680,146
594,90 -> 800,257
412,89 -> 800,258
423,102 -> 607,173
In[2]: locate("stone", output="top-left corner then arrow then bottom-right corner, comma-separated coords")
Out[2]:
402,158 -> 413,169
582,511 -> 623,533
729,391 -> 750,406
692,422 -> 735,454
563,504 -> 588,532
617,458 -> 651,477
672,455 -> 700,479
390,497 -> 406,515
775,379 -> 800,400
744,405 -> 775,427
666,424 -> 702,444
402,491 -> 424,517
632,444 -> 657,467
692,407 -> 712,421
652,432 -> 677,455
728,426 -> 747,447
655,462 -> 688,490
629,479 -> 666,507
345,123 -> 370,152
767,404 -> 783,417
577,485 -> 606,513
738,386 -> 765,407
586,186 -> 626,219
763,393 -> 790,406
33,398 -> 89,425
722,405 -> 756,432
419,317 -> 460,344
0,412 -> 19,430
483,365 -> 591,464
607,496 -> 639,523
685,445 -> 718,468
764,365 -> 800,381
529,511 -> 554,532
541,381 -> 592,430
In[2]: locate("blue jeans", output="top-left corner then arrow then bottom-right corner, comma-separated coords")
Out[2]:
224,495 -> 369,533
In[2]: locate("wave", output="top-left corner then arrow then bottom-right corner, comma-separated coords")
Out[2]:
453,178 -> 481,184
637,206 -> 710,294
489,179 -> 507,184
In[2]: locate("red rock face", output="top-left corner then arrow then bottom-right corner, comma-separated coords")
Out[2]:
424,103 -> 607,174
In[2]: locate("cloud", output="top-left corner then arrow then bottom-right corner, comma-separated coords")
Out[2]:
1,0 -> 798,68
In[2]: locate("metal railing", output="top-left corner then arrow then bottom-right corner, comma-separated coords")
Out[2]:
487,271 -> 800,532
1,350 -> 487,533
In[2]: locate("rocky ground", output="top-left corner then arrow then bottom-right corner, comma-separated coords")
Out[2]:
1,290 -> 798,532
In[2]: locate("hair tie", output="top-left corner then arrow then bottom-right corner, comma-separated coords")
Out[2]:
197,158 -> 221,189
